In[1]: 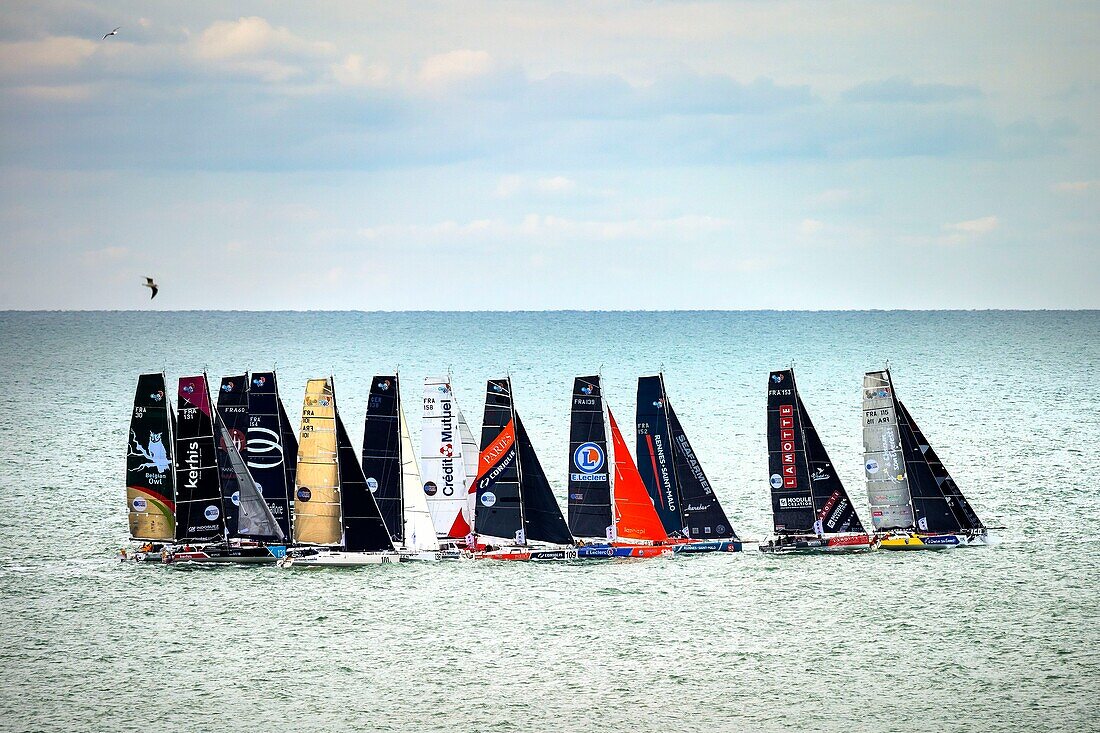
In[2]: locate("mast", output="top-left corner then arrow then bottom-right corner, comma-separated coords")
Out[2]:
126,373 -> 176,541
568,375 -> 613,540
293,378 -> 341,546
174,374 -> 226,543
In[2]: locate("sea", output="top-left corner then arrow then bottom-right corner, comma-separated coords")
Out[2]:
0,310 -> 1096,733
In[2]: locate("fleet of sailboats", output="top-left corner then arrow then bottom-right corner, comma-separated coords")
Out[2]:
122,366 -> 997,564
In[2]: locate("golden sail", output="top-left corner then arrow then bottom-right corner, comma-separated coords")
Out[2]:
293,378 -> 342,545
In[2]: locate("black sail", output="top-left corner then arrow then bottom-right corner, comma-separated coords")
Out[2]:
667,405 -> 736,539
474,379 -> 523,543
895,399 -> 983,531
516,415 -> 574,545
245,371 -> 295,540
636,375 -> 686,537
361,375 -> 403,543
126,373 -> 176,541
337,410 -> 394,552
174,375 -> 225,543
799,393 -> 864,533
766,369 -> 816,533
215,374 -> 248,537
568,375 -> 612,539
896,398 -> 965,534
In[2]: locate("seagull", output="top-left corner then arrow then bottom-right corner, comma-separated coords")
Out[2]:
143,277 -> 158,300
103,27 -> 120,39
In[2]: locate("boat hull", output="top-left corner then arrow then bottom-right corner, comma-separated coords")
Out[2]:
474,547 -> 579,561
671,539 -> 743,554
876,532 -> 961,550
576,544 -> 671,559
165,544 -> 287,564
277,549 -> 402,567
759,534 -> 872,554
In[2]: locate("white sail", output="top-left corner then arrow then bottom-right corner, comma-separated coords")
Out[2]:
862,370 -> 916,531
400,407 -> 439,551
422,377 -> 476,538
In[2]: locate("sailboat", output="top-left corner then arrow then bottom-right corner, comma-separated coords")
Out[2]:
760,369 -> 871,554
472,378 -> 577,561
636,374 -> 742,553
568,375 -> 671,559
121,372 -> 176,561
165,373 -> 286,563
279,377 -> 399,566
863,369 -> 992,550
361,374 -> 439,559
421,376 -> 479,547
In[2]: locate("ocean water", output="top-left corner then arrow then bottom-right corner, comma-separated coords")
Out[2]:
0,310 -> 1097,733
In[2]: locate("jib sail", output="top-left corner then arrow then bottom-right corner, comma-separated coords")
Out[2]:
126,373 -> 176,541
399,408 -> 438,552
608,410 -> 668,542
568,375 -> 613,539
667,404 -> 736,539
215,375 -> 248,537
175,375 -> 225,543
338,407 -> 394,553
214,407 -> 284,541
516,414 -> 573,545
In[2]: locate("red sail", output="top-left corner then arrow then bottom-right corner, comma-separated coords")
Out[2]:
609,410 -> 668,542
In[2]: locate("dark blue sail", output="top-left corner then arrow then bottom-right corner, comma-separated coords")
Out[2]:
516,415 -> 573,545
799,392 -> 864,534
667,405 -> 736,539
474,379 -> 523,543
636,375 -> 686,538
337,411 -> 394,552
895,396 -> 965,534
568,375 -> 612,539
245,371 -> 295,539
895,399 -> 983,531
361,375 -> 403,543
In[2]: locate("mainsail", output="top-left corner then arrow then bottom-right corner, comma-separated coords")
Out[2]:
246,371 -> 296,539
214,408 -> 284,541
126,373 -> 176,541
767,369 -> 863,535
568,375 -> 613,539
636,375 -> 684,537
174,375 -> 225,543
474,378 -> 573,546
421,377 -> 479,538
637,374 -> 736,539
293,378 -> 341,545
863,370 -> 916,531
361,375 -> 403,542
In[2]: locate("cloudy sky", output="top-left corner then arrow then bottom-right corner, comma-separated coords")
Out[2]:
0,1 -> 1096,309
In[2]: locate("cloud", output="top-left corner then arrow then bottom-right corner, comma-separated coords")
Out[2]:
800,218 -> 824,235
331,53 -> 389,87
1054,181 -> 1092,192
495,174 -> 578,198
842,77 -> 982,104
0,36 -> 98,75
945,215 -> 999,234
190,16 -> 334,81
418,49 -> 493,84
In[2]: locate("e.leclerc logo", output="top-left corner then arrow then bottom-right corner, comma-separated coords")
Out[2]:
572,442 -> 605,477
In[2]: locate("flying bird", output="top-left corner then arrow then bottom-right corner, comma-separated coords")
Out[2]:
103,27 -> 120,39
143,277 -> 158,300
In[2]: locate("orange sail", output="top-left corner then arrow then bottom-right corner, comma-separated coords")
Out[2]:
609,409 -> 668,542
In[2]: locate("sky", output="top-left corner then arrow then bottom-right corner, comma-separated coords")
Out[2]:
0,1 -> 1097,310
